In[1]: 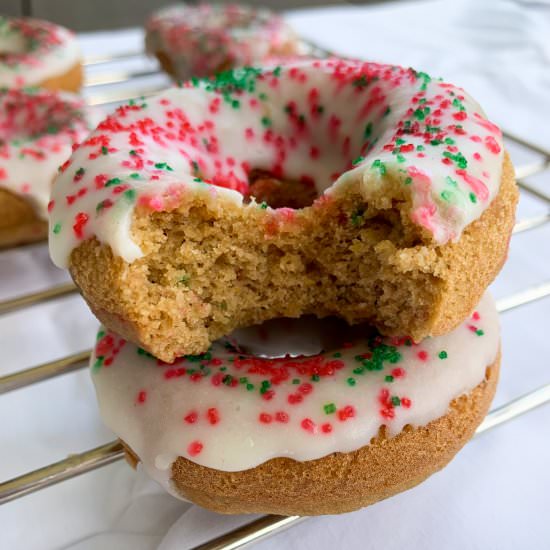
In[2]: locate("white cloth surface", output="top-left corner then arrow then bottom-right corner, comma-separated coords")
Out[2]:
1,1 -> 550,548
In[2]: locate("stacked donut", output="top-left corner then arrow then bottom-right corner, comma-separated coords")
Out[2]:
49,55 -> 518,515
0,16 -> 94,247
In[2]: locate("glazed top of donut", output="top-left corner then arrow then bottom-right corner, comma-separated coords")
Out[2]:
91,292 -> 499,478
0,17 -> 80,87
145,3 -> 298,77
48,58 -> 504,268
0,88 -> 94,219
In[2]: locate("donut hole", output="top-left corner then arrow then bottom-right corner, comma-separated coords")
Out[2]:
227,315 -> 376,359
246,169 -> 318,209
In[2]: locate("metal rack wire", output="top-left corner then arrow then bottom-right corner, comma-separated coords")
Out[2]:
1,44 -> 549,550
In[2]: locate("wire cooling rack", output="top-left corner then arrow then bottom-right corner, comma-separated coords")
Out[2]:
1,41 -> 550,550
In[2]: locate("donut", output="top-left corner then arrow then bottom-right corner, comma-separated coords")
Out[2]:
91,292 -> 500,515
0,16 -> 82,92
47,59 -> 518,362
0,88 -> 94,247
145,3 -> 302,81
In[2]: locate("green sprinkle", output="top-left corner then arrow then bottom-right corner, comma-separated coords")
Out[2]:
52,222 -> 61,234
438,351 -> 448,359
364,122 -> 373,139
323,403 -> 336,415
246,383 -> 254,391
260,201 -> 268,209
231,99 -> 240,109
352,155 -> 365,166
101,146 -> 109,155
130,172 -> 140,179
371,159 -> 386,175
391,396 -> 401,406
347,377 -> 356,387
105,177 -> 121,187
261,116 -> 272,127
75,167 -> 85,176
413,108 -> 425,121
446,176 -> 458,187
385,375 -> 394,382
333,352 -> 342,358
154,162 -> 174,171
292,378 -> 300,385
469,192 -> 477,203
352,75 -> 368,88
404,177 -> 412,185
443,151 -> 468,169
441,190 -> 454,202
123,189 -> 136,201
476,329 -> 484,336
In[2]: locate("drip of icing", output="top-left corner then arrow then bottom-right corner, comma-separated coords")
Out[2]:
91,292 -> 499,482
0,88 -> 95,219
145,3 -> 299,80
48,59 -> 504,268
0,17 -> 81,87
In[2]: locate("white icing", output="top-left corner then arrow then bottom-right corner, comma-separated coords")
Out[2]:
0,89 -> 96,220
48,59 -> 504,268
91,292 -> 499,480
0,17 -> 80,87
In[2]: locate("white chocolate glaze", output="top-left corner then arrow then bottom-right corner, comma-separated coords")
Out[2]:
91,292 -> 499,486
145,3 -> 299,81
0,88 -> 95,220
0,17 -> 80,87
48,59 -> 504,268
0,88 -> 96,219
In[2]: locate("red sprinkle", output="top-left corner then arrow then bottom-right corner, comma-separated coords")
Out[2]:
136,390 -> 147,404
184,411 -> 198,424
207,407 -> 220,425
259,413 -> 272,424
187,440 -> 203,457
301,417 -> 316,433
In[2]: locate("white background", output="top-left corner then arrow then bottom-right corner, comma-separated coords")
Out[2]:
1,1 -> 549,548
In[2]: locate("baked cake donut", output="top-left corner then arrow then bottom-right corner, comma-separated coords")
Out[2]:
0,16 -> 82,92
91,292 -> 500,515
48,59 -> 518,362
0,88 -> 93,247
145,3 -> 301,81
